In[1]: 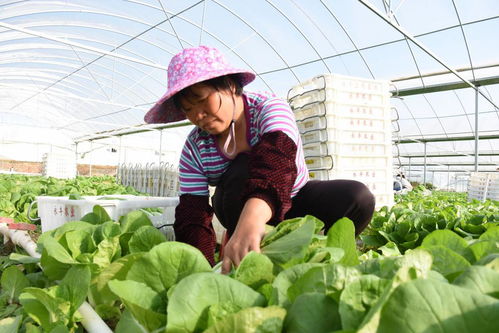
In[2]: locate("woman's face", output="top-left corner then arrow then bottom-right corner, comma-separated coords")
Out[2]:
179,83 -> 234,135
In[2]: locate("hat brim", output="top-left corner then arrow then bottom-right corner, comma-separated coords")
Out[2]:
144,70 -> 256,124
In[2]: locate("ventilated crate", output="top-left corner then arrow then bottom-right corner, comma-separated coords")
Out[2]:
288,74 -> 390,110
301,127 -> 390,146
297,114 -> 390,135
302,141 -> 391,158
468,172 -> 499,202
309,168 -> 392,193
288,74 -> 390,100
36,195 -> 179,232
294,102 -> 390,123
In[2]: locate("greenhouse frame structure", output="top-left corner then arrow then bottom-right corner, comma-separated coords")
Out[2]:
0,0 -> 498,190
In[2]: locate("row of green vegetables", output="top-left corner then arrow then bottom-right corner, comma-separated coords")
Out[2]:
1,207 -> 499,332
361,186 -> 499,253
0,174 -> 142,223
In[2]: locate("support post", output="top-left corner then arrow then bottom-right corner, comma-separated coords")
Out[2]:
423,142 -> 427,184
474,88 -> 479,172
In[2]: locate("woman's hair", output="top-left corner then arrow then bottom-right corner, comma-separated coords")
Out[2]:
173,74 -> 243,111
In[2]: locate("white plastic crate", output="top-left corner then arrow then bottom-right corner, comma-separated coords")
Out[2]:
300,127 -> 390,146
467,172 -> 499,202
297,114 -> 390,135
288,74 -> 391,109
302,141 -> 391,158
309,168 -> 392,194
36,195 -> 179,232
294,102 -> 390,123
289,85 -> 390,110
288,74 -> 390,100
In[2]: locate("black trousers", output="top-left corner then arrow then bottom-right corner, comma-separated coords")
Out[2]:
212,154 -> 375,236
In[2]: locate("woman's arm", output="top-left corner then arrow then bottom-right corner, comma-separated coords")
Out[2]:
221,130 -> 298,273
174,194 -> 217,265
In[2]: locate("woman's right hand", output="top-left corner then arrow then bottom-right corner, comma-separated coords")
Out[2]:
221,197 -> 271,274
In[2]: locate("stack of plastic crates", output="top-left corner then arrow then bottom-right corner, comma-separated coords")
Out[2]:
468,172 -> 499,202
288,74 -> 394,209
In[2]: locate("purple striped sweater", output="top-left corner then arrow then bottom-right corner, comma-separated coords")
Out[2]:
178,91 -> 309,196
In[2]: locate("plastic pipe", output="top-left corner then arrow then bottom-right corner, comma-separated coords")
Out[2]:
0,223 -> 112,333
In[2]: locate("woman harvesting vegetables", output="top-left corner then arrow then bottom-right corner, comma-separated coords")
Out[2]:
145,46 -> 375,273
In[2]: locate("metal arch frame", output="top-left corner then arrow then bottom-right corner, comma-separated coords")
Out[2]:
157,0 -> 184,49
397,108 -> 499,121
289,0 -> 351,75
256,15 -> 499,76
0,83 -> 147,130
0,21 -> 168,70
1,1 -> 204,111
210,0 -> 300,82
1,69 -> 143,107
398,151 -> 499,158
0,46 -> 167,104
452,90 -> 475,135
264,0 -> 332,73
319,0 -> 375,79
0,83 -> 150,112
450,0 -> 476,83
421,94 -> 450,141
198,0 -> 207,45
1,1 -> 276,113
121,0 -> 275,93
0,21 -> 178,66
394,134 -> 499,144
397,98 -> 425,138
357,0 -> 496,108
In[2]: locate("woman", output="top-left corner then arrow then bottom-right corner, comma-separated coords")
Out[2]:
145,46 -> 375,274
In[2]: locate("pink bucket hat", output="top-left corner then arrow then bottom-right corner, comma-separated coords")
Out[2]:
144,46 -> 256,124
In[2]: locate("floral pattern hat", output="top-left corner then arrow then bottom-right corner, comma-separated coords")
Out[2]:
144,45 -> 256,124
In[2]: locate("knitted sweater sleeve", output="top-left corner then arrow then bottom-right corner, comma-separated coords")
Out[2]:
173,194 -> 216,266
242,130 -> 298,224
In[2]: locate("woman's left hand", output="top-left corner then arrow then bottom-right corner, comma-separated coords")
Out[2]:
221,198 -> 272,274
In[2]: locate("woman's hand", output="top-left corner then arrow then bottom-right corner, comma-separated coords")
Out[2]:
221,197 -> 272,274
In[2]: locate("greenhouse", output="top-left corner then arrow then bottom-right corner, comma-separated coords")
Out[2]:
0,1 -> 498,332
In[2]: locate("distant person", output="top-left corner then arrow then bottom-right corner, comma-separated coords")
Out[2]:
395,173 -> 413,191
144,46 -> 375,273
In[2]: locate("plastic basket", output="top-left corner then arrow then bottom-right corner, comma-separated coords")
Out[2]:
302,141 -> 391,158
297,114 -> 390,135
288,74 -> 390,101
36,195 -> 179,232
289,85 -> 390,110
300,126 -> 390,146
293,101 -> 390,123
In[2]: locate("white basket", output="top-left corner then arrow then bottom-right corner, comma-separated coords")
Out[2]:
289,85 -> 390,109
467,172 -> 499,202
288,74 -> 390,100
297,114 -> 390,135
36,195 -> 179,232
302,141 -> 391,158
300,127 -> 390,146
293,102 -> 390,122
308,168 -> 393,194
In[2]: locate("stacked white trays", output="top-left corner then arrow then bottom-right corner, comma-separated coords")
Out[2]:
468,173 -> 499,202
288,74 -> 394,209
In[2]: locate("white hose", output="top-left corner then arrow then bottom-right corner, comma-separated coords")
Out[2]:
0,223 -> 112,333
